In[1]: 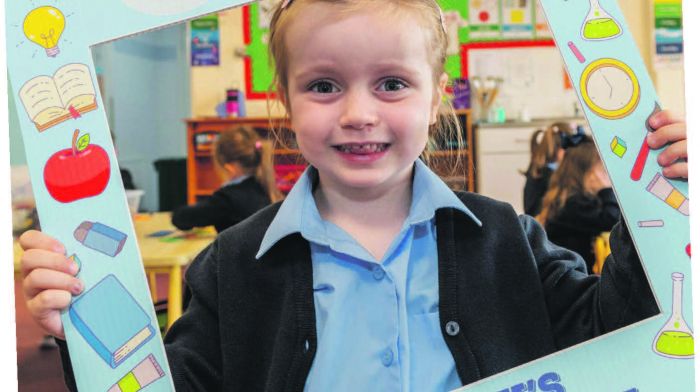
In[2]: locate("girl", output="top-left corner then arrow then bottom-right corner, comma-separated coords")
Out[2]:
19,1 -> 689,391
522,122 -> 580,216
171,126 -> 282,233
537,136 -> 618,274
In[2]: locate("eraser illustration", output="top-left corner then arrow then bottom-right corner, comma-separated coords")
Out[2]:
646,173 -> 689,216
610,136 -> 627,157
638,220 -> 664,228
74,221 -> 127,257
107,354 -> 165,392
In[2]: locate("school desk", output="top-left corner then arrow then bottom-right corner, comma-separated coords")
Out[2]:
12,212 -> 216,330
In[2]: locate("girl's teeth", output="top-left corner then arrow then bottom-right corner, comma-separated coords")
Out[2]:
339,143 -> 386,153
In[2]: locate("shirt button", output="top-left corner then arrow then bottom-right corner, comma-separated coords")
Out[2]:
381,348 -> 394,367
445,321 -> 460,336
372,265 -> 385,281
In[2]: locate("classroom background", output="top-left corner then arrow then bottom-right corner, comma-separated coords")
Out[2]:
8,0 -> 685,390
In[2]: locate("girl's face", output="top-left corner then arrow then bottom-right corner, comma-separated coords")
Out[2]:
282,3 -> 443,196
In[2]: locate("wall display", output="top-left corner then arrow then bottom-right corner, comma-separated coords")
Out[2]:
190,14 -> 220,66
653,0 -> 683,67
456,0 -> 692,389
500,0 -> 534,40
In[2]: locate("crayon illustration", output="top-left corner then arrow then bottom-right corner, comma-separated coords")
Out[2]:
23,6 -> 65,57
580,58 -> 640,120
74,221 -> 127,257
107,354 -> 165,392
646,173 -> 689,216
69,275 -> 155,368
43,130 -> 110,203
19,64 -> 98,131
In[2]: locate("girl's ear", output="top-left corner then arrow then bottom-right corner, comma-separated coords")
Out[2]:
430,73 -> 449,125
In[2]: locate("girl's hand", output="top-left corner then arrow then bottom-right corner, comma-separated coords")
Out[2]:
19,230 -> 83,340
647,110 -> 688,179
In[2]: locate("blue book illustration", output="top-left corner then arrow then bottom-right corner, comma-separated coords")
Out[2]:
69,274 -> 155,369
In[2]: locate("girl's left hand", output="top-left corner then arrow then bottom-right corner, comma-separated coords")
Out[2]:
647,110 -> 688,179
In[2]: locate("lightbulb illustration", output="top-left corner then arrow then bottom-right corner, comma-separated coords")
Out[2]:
23,6 -> 66,57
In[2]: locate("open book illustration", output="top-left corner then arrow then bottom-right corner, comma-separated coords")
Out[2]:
69,274 -> 155,369
19,63 -> 98,131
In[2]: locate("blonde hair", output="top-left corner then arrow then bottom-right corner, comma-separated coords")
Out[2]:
214,126 -> 283,203
524,122 -> 575,179
536,136 -> 600,225
266,0 -> 466,179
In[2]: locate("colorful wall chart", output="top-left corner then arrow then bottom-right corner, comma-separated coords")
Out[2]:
456,0 -> 692,389
6,0 -> 255,390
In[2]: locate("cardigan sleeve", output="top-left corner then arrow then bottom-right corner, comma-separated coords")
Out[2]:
171,189 -> 232,231
56,241 -> 224,391
521,214 -> 659,349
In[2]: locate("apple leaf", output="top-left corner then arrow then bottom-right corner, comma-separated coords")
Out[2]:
77,134 -> 90,152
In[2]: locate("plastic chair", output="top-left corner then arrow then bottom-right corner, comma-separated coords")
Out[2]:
592,232 -> 611,275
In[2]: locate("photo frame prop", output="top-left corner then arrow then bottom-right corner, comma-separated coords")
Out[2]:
455,0 -> 692,390
5,0 -> 252,390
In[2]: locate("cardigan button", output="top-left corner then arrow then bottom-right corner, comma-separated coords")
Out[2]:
445,321 -> 460,336
303,339 -> 310,353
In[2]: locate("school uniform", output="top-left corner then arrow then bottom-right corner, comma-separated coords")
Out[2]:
544,187 -> 620,273
171,175 -> 271,233
523,165 -> 554,217
57,162 -> 656,391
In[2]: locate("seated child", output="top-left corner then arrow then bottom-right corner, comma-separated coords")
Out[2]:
171,126 -> 282,233
537,136 -> 619,273
522,122 -> 580,216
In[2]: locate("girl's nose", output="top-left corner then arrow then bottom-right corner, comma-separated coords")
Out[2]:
339,90 -> 379,130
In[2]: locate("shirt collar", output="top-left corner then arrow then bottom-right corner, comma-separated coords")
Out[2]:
223,174 -> 251,187
255,160 -> 481,260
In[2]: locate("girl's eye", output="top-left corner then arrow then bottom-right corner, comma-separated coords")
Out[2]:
309,81 -> 339,94
379,78 -> 407,92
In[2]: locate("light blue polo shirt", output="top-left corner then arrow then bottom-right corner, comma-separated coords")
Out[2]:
256,160 -> 481,391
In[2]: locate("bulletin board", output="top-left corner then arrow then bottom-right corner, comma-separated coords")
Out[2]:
462,40 -> 580,119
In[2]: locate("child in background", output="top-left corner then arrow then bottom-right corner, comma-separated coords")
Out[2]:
522,122 -> 578,216
19,1 -> 689,390
171,126 -> 282,233
537,136 -> 619,274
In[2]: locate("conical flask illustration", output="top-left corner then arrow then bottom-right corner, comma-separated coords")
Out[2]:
581,0 -> 622,40
652,272 -> 694,359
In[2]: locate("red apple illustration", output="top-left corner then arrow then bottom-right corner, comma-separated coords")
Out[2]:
43,129 -> 111,203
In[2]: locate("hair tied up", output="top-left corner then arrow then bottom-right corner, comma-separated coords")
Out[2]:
561,126 -> 586,150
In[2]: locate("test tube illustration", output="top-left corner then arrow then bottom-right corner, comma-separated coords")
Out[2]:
646,173 -> 689,216
74,221 -> 127,257
567,41 -> 586,63
107,354 -> 165,392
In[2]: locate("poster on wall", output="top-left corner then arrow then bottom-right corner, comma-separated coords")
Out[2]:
190,14 -> 220,66
468,0 -> 501,40
534,1 -> 553,39
500,0 -> 534,39
653,0 -> 683,67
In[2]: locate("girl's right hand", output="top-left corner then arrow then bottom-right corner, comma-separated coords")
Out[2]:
19,230 -> 83,340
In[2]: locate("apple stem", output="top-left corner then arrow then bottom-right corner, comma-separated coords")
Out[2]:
72,129 -> 80,156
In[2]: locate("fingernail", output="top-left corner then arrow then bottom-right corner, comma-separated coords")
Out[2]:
72,281 -> 83,295
646,134 -> 656,146
53,245 -> 66,255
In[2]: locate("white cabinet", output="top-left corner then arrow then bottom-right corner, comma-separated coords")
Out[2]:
476,126 -> 537,214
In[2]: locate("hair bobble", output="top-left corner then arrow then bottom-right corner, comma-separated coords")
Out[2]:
560,126 -> 587,150
255,140 -> 263,150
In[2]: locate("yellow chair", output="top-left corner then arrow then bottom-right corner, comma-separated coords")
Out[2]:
592,232 -> 611,275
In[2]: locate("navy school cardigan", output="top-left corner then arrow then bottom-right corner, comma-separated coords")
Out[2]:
58,191 -> 658,391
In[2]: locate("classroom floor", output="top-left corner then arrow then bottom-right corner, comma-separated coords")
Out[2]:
14,273 -> 170,391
